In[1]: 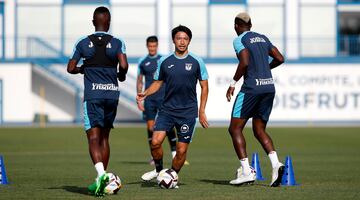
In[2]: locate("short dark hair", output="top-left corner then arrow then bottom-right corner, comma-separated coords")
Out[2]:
93,6 -> 111,19
235,17 -> 252,27
146,35 -> 158,44
171,25 -> 192,40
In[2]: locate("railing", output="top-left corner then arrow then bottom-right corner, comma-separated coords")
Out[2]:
339,35 -> 360,56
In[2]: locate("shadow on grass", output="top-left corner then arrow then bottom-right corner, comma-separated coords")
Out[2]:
120,161 -> 148,165
200,179 -> 269,187
47,186 -> 89,196
126,181 -> 158,187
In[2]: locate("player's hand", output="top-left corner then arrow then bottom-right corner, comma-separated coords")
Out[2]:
136,92 -> 146,103
226,86 -> 235,102
117,72 -> 126,82
137,101 -> 145,111
199,111 -> 209,129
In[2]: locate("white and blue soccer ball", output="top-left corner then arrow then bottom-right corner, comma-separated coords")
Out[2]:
104,172 -> 122,194
156,169 -> 178,189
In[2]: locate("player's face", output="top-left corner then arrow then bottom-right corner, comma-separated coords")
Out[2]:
173,32 -> 190,53
147,42 -> 158,56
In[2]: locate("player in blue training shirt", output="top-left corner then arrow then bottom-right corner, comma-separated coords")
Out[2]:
226,13 -> 285,187
136,36 -> 179,165
67,7 -> 128,196
137,25 -> 209,183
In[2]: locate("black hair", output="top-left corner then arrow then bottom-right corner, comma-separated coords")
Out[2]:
93,6 -> 111,19
235,17 -> 252,27
146,35 -> 158,44
171,25 -> 192,40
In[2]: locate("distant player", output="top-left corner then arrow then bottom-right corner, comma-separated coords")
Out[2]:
226,12 -> 285,186
137,25 -> 209,183
67,6 -> 128,196
136,36 -> 178,164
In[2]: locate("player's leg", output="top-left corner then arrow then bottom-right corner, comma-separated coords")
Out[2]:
141,111 -> 174,181
166,128 -> 177,158
228,93 -> 256,185
146,120 -> 155,164
141,131 -> 167,181
171,117 -> 196,173
171,142 -> 189,173
101,99 -> 118,170
84,100 -> 109,196
253,93 -> 284,187
100,127 -> 111,170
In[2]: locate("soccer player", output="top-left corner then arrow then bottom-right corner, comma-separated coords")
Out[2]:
137,36 -> 185,165
137,25 -> 209,183
67,6 -> 128,196
226,12 -> 285,187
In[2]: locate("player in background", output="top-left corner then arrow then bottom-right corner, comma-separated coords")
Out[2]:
67,6 -> 128,196
137,25 -> 209,183
137,36 -> 181,165
226,12 -> 285,187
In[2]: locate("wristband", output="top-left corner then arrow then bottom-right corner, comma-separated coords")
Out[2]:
230,80 -> 237,87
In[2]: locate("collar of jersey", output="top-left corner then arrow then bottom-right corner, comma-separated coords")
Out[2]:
93,31 -> 108,35
148,54 -> 159,59
173,52 -> 188,59
238,31 -> 250,38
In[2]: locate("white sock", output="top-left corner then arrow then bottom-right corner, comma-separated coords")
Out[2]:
268,151 -> 280,168
171,151 -> 176,159
240,158 -> 251,175
94,162 -> 106,178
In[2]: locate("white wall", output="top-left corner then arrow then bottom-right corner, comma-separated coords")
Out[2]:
0,63 -> 32,122
204,63 -> 360,122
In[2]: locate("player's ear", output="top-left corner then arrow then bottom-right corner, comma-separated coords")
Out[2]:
92,19 -> 96,27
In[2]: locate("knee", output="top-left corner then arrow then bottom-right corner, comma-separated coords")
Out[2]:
228,125 -> 243,136
151,139 -> 162,150
88,134 -> 101,145
176,148 -> 187,158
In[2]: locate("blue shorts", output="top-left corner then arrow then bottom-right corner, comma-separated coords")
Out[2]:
232,92 -> 275,122
83,99 -> 118,131
143,99 -> 162,121
153,111 -> 196,143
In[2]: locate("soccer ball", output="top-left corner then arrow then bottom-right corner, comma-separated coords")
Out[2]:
156,169 -> 178,189
104,172 -> 122,194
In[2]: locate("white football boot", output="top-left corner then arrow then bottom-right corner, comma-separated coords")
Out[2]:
270,163 -> 285,187
141,169 -> 158,181
229,166 -> 256,185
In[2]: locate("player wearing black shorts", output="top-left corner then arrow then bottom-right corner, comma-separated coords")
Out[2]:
67,7 -> 128,196
226,12 -> 285,187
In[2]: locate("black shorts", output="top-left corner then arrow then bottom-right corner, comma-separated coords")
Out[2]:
143,99 -> 162,121
231,92 -> 275,122
153,111 -> 196,143
83,99 -> 118,131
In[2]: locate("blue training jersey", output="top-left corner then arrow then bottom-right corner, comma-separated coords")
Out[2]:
233,31 -> 275,94
70,31 -> 126,100
137,54 -> 165,101
154,52 -> 209,118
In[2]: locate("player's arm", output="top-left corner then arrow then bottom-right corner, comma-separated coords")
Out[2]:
136,80 -> 163,102
136,64 -> 145,111
199,80 -> 209,129
117,53 -> 129,82
67,41 -> 83,74
67,59 -> 83,74
269,46 -> 284,69
226,49 -> 249,102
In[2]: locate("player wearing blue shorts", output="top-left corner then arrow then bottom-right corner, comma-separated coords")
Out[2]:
137,25 -> 209,183
67,7 -> 128,196
226,13 -> 285,187
136,36 -> 178,165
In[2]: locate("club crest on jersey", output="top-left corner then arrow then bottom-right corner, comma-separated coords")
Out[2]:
89,41 -> 94,48
180,124 -> 189,133
185,63 -> 192,71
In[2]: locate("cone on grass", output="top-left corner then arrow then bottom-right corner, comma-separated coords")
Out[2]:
281,156 -> 298,186
251,153 -> 265,180
0,155 -> 9,184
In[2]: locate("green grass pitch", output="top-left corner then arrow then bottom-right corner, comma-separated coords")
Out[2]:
0,127 -> 359,199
